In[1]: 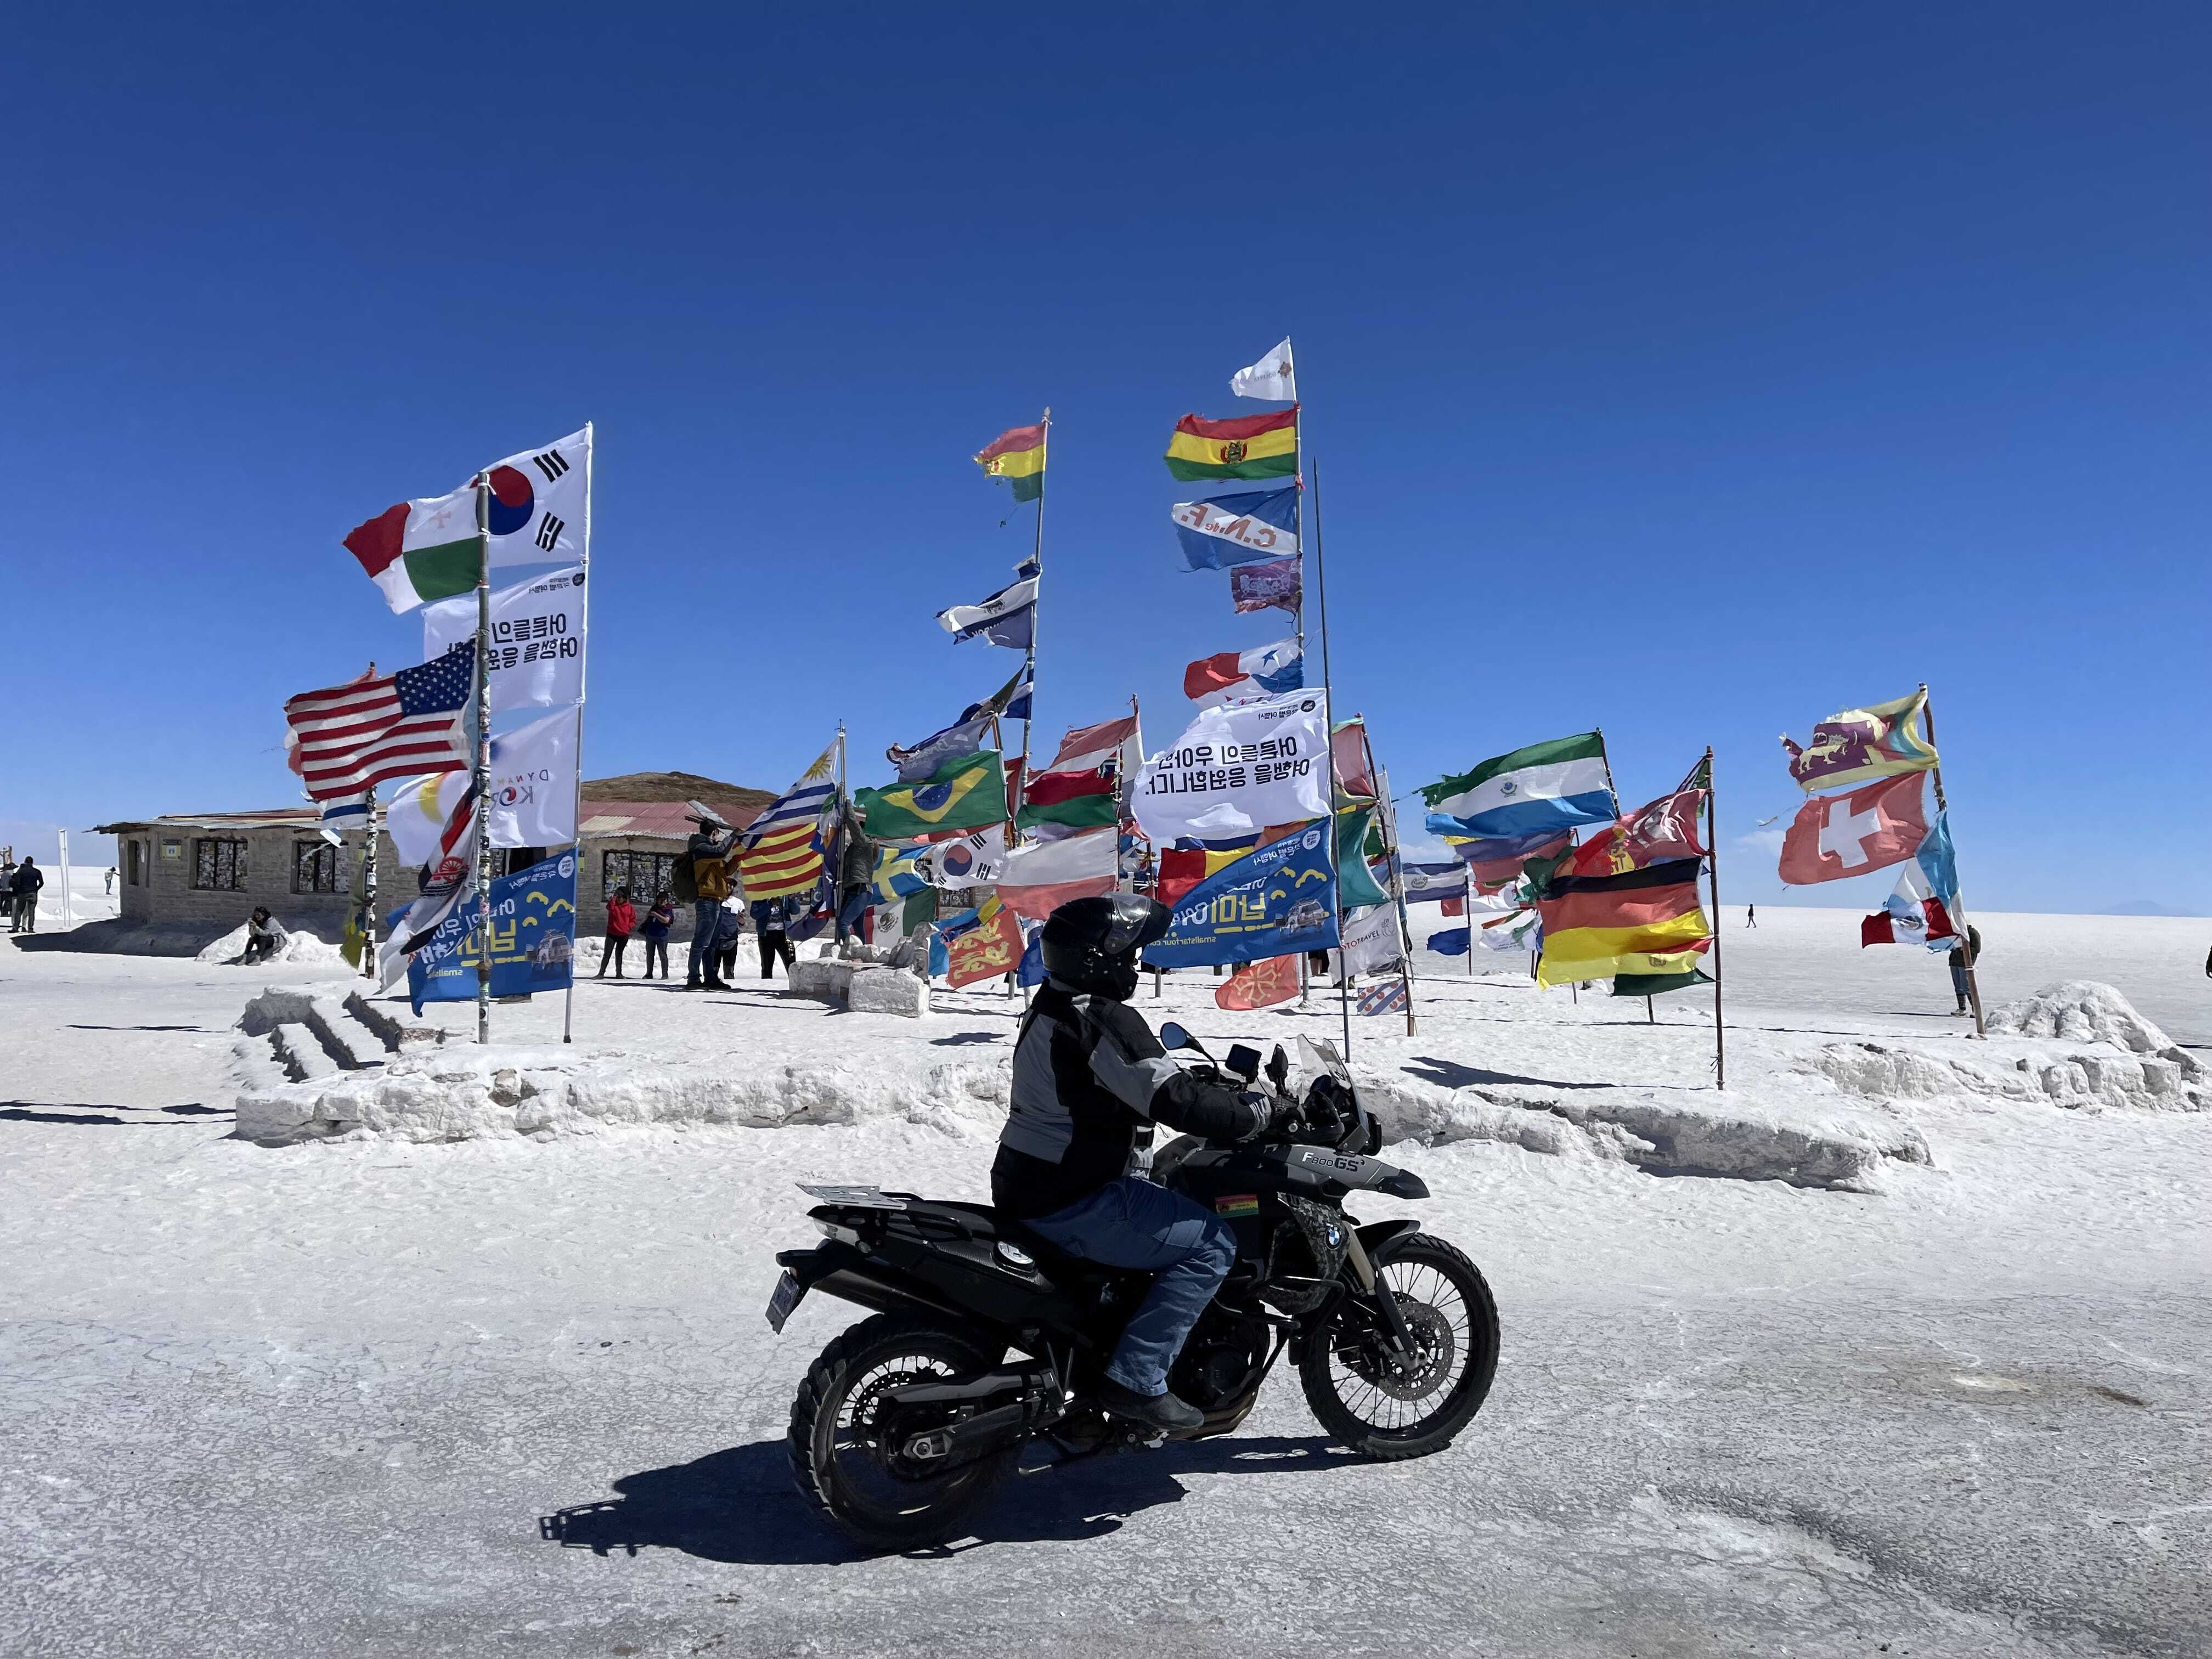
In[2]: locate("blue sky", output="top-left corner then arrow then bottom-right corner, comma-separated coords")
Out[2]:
4,4 -> 2204,915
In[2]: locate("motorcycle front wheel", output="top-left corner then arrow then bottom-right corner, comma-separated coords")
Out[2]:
787,1311 -> 1013,1551
1299,1232 -> 1499,1460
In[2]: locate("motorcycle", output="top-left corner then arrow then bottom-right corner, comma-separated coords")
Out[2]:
765,1031 -> 1500,1550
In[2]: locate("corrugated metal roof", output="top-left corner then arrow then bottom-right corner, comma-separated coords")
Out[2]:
96,799 -> 762,842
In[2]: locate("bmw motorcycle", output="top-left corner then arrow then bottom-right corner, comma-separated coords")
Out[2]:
765,1032 -> 1499,1550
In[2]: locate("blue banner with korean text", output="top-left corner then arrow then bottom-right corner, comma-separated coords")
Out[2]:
405,851 -> 578,1012
1142,821 -> 1340,969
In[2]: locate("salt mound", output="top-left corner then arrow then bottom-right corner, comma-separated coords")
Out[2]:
195,923 -> 348,966
235,1046 -> 1011,1144
1985,980 -> 2180,1053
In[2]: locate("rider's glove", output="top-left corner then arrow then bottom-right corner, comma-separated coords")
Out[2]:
1233,1090 -> 1275,1142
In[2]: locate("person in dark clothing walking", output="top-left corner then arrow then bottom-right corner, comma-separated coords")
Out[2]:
640,890 -> 675,979
1948,925 -> 1983,1015
684,816 -> 740,990
11,857 -> 44,933
1745,904 -> 1757,928
598,886 -> 636,978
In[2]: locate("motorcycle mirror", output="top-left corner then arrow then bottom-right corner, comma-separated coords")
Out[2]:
1265,1045 -> 1290,1089
1160,1022 -> 1207,1056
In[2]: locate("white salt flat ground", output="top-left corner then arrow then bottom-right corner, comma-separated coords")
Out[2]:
2,907 -> 2207,1657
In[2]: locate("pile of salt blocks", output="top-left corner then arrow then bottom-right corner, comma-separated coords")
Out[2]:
786,940 -> 929,1018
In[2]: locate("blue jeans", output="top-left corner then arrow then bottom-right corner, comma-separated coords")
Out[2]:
1024,1177 -> 1236,1397
1950,962 -> 1971,1003
689,900 -> 725,982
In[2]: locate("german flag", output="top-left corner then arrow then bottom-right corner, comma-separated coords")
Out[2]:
1533,858 -> 1711,989
975,421 -> 1046,502
1164,408 -> 1299,482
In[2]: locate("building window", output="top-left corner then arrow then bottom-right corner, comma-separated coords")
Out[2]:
293,840 -> 340,894
193,839 -> 248,891
127,840 -> 145,886
602,850 -> 678,903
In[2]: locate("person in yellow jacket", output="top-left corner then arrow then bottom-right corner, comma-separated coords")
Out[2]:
684,816 -> 741,990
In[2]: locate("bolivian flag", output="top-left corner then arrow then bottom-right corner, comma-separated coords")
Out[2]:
1164,408 -> 1299,482
855,749 -> 1008,840
1533,858 -> 1711,989
975,422 -> 1047,503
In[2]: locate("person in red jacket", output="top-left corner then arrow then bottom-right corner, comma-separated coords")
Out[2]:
599,885 -> 637,979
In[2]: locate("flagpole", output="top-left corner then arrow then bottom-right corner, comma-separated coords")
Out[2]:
1009,409 -> 1049,842
362,785 -> 379,980
1372,762 -> 1418,1037
1918,684 -> 1985,1037
472,474 -> 494,1045
1306,452 -> 1348,1037
1702,746 -> 1725,1088
562,421 -> 592,1045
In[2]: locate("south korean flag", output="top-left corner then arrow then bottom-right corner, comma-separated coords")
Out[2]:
481,425 -> 591,569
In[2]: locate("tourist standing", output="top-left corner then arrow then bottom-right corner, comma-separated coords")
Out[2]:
640,889 -> 675,979
1948,926 -> 1982,1016
12,857 -> 43,933
753,896 -> 798,980
599,885 -> 636,979
683,815 -> 739,991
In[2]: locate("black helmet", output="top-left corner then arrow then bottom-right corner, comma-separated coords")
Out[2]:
1040,894 -> 1170,1000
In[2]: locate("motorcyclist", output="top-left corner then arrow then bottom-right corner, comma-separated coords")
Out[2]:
992,894 -> 1284,1432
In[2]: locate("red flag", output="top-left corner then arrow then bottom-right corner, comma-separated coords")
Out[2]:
1564,785 -> 1709,878
1778,773 -> 1929,885
1216,955 -> 1300,1011
946,905 -> 1024,988
1331,719 -> 1375,801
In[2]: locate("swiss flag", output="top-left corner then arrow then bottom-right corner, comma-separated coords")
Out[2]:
1778,773 -> 1929,885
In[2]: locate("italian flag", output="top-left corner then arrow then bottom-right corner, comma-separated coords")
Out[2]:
344,488 -> 479,613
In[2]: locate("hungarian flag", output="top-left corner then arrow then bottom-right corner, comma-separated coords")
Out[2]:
1216,955 -> 1300,1011
974,421 -> 1047,503
995,827 -> 1119,921
1018,714 -> 1137,833
1534,859 -> 1712,989
344,428 -> 590,613
1184,639 -> 1303,708
1777,772 -> 1929,885
1164,408 -> 1299,482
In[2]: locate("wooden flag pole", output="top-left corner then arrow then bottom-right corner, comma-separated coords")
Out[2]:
1373,763 -> 1418,1036
1702,746 -> 1726,1088
472,473 -> 494,1045
1307,457 -> 1348,1041
1009,409 -> 1049,842
362,785 -> 379,980
1917,684 -> 1985,1037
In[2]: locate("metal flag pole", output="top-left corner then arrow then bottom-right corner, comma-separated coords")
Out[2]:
1307,455 -> 1352,1051
1702,746 -> 1725,1088
1917,684 -> 1985,1037
1008,409 -> 1049,844
362,785 -> 379,979
562,422 -> 593,1043
1372,762 -> 1419,1037
472,474 -> 494,1044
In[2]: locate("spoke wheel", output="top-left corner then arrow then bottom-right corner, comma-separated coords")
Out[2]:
788,1313 -> 1011,1551
1299,1233 -> 1498,1460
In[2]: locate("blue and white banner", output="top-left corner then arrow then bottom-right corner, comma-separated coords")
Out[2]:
1171,487 -> 1300,570
404,851 -> 578,1013
938,561 -> 1039,648
1142,822 -> 1340,969
1400,861 -> 1469,904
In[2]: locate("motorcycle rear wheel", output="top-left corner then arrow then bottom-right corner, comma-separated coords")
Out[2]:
787,1311 -> 1013,1551
1299,1232 -> 1499,1460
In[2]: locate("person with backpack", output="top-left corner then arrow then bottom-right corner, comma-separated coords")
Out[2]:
679,815 -> 741,991
11,857 -> 44,933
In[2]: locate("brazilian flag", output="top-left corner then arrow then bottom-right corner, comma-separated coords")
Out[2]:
855,750 -> 1007,840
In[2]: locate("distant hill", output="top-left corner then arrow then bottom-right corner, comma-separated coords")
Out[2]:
581,771 -> 776,812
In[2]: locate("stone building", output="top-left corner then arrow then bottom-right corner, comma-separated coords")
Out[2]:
89,772 -> 767,955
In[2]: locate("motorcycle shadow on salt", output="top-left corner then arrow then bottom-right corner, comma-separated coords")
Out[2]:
539,1432 -> 1363,1565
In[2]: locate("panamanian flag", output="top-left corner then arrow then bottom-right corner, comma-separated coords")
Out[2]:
1184,639 -> 1303,708
344,426 -> 591,613
1421,732 -> 1617,841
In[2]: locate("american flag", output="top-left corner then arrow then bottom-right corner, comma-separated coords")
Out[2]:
284,642 -> 475,803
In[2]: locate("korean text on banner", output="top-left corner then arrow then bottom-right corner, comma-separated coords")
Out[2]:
1143,822 -> 1340,969
405,850 -> 579,1012
1131,691 -> 1330,843
422,566 -> 586,713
